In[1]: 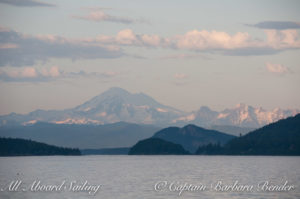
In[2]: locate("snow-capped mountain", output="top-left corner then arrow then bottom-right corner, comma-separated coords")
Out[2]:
0,87 -> 184,126
174,103 -> 299,128
71,87 -> 184,125
0,87 -> 299,128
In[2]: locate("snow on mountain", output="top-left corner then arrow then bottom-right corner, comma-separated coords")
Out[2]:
0,88 -> 298,128
188,103 -> 300,128
70,87 -> 184,125
0,87 -> 184,126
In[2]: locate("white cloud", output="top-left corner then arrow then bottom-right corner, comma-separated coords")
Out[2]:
83,29 -> 168,48
265,29 -> 300,49
265,62 -> 291,75
0,27 -> 123,67
0,66 -> 120,82
108,29 -> 300,53
102,71 -> 119,77
141,34 -> 161,47
0,66 -> 60,81
41,66 -> 60,77
174,73 -> 188,79
116,29 -> 138,45
21,67 -> 38,78
174,30 -> 255,50
73,10 -> 134,24
173,73 -> 190,86
2,27 -> 300,67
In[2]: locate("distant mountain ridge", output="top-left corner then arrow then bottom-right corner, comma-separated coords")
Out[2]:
0,122 -> 160,149
0,87 -> 298,128
174,103 -> 299,128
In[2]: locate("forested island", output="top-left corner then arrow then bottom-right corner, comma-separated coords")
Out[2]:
0,137 -> 81,156
196,113 -> 300,155
129,138 -> 190,155
130,114 -> 300,156
1,114 -> 299,156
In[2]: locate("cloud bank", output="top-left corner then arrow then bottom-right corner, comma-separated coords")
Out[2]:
0,66 -> 119,82
0,66 -> 61,82
1,27 -> 300,66
0,28 -> 123,67
73,10 -> 134,24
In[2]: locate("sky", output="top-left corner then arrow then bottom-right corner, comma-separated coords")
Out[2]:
0,0 -> 300,115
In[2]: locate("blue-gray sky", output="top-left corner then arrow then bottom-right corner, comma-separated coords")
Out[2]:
0,0 -> 300,115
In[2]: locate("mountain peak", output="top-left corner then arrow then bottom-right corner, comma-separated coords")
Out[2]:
153,124 -> 235,152
69,87 -> 184,125
183,124 -> 198,129
1,89 -> 298,128
235,103 -> 248,109
199,106 -> 212,112
102,87 -> 130,96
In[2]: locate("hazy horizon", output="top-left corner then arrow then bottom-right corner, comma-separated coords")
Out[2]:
0,86 -> 299,116
1,0 -> 300,115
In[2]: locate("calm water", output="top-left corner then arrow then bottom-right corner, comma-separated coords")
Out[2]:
0,156 -> 299,199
